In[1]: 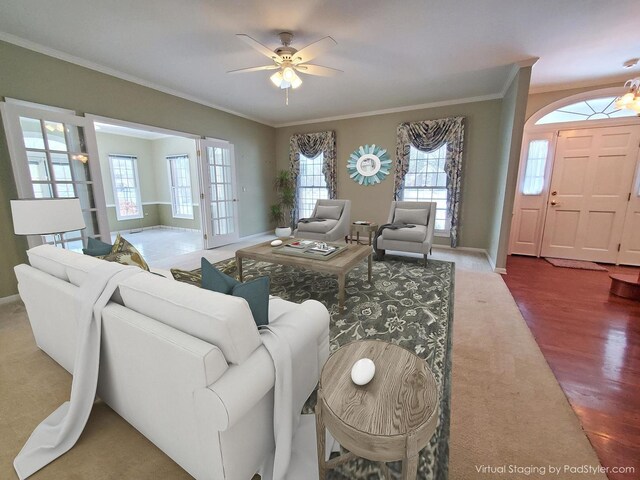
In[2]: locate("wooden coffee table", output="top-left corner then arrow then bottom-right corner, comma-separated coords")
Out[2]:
235,240 -> 373,309
315,340 -> 438,480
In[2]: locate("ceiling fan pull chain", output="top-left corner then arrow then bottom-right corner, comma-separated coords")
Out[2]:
286,87 -> 289,106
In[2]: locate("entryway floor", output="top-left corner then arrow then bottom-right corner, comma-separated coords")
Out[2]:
503,255 -> 640,480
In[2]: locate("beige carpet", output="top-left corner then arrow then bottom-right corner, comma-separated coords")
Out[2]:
0,270 -> 605,480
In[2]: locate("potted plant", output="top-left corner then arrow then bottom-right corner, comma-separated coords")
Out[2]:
270,170 -> 295,237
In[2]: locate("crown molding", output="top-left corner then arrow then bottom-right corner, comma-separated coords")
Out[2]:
0,32 -> 274,127
528,73 -> 632,95
500,57 -> 539,96
272,93 -> 504,128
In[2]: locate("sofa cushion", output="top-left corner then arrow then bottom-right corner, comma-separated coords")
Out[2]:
383,224 -> 427,242
82,237 -> 113,257
118,273 -> 261,365
297,218 -> 338,233
201,259 -> 270,327
316,205 -> 342,220
101,234 -> 150,271
27,244 -> 121,286
394,208 -> 429,226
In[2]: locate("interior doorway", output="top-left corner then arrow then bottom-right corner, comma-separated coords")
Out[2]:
509,88 -> 640,266
91,119 -> 204,263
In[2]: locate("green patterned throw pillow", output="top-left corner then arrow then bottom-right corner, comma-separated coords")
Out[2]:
170,268 -> 202,287
101,234 -> 150,271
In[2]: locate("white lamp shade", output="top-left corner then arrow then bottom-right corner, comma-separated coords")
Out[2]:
11,198 -> 86,235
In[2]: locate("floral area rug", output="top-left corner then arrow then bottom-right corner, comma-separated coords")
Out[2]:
203,255 -> 454,480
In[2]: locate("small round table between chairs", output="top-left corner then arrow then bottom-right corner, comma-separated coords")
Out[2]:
315,340 -> 439,480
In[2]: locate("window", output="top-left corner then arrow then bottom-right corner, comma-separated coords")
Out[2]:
298,153 -> 329,219
536,96 -> 637,125
522,140 -> 549,195
401,144 -> 449,232
109,154 -> 143,220
167,154 -> 193,219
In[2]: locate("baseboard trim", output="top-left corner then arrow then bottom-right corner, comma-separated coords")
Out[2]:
111,225 -> 201,234
239,230 -> 273,241
0,294 -> 20,305
484,252 -> 507,274
432,244 -> 488,254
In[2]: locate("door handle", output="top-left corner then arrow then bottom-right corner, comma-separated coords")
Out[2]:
550,200 -> 560,206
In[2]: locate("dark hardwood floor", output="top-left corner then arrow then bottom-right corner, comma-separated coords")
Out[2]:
503,256 -> 640,480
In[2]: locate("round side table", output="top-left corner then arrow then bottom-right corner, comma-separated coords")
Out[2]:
315,340 -> 438,480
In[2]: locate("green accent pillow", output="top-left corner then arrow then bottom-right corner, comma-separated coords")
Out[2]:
82,237 -> 113,257
101,234 -> 150,271
170,268 -> 202,287
201,258 -> 270,326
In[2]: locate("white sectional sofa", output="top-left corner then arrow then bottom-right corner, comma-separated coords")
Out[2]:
14,245 -> 330,480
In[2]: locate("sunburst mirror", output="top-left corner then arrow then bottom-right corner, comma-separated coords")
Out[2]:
347,144 -> 391,186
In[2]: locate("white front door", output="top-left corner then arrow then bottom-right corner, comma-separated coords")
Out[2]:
199,139 -> 240,248
540,125 -> 640,263
0,101 -> 110,249
619,153 -> 640,265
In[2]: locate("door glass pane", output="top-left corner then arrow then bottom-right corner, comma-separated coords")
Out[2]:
51,153 -> 72,181
56,182 -> 76,198
33,183 -> 53,198
522,140 -> 549,195
66,126 -> 87,153
20,117 -> 45,149
27,151 -> 50,181
44,121 -> 67,151
70,155 -> 91,181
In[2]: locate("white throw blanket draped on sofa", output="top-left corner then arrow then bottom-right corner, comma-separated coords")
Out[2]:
14,262 -> 139,479
260,324 -> 318,480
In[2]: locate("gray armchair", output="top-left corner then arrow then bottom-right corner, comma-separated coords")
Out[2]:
376,201 -> 437,265
294,199 -> 351,242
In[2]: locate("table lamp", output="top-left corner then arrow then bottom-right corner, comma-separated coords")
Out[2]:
10,198 -> 86,248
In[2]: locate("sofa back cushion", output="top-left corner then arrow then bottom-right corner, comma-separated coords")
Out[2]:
27,244 -> 124,287
315,205 -> 342,220
394,208 -> 429,226
118,273 -> 261,365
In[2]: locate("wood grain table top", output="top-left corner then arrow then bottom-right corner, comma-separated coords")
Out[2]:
236,240 -> 372,274
320,340 -> 438,437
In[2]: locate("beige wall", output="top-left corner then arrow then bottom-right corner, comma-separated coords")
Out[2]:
0,40 -> 275,298
275,99 -> 503,249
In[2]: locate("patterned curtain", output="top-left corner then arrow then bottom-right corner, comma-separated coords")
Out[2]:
289,130 -> 337,221
395,117 -> 465,247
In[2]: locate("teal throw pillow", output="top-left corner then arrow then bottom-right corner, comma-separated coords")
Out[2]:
83,237 -> 113,257
201,258 -> 270,326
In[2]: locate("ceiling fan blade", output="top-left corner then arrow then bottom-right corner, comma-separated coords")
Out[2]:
236,34 -> 282,62
295,64 -> 343,77
292,36 -> 337,64
227,65 -> 280,74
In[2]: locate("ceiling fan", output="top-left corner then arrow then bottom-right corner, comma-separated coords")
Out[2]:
228,32 -> 342,103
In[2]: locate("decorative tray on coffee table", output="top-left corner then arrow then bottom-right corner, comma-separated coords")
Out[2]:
273,239 -> 347,261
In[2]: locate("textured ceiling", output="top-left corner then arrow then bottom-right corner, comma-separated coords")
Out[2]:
0,0 -> 638,125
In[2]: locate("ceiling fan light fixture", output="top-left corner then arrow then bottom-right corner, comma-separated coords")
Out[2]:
270,71 -> 283,87
282,66 -> 296,83
614,77 -> 640,115
290,73 -> 302,89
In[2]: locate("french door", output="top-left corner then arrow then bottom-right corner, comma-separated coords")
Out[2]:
540,126 -> 640,263
1,101 -> 109,249
198,139 -> 240,248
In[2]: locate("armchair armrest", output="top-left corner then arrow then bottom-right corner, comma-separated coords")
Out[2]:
424,202 -> 437,249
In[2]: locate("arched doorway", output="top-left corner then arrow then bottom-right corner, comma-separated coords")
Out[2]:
509,88 -> 640,265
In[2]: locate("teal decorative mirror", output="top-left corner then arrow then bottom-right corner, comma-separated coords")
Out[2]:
347,144 -> 391,186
